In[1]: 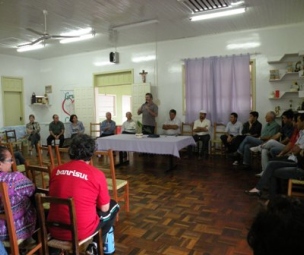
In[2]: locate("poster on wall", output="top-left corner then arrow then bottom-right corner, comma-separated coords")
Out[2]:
61,90 -> 75,122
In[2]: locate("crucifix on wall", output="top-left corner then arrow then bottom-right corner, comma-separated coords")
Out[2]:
139,70 -> 148,83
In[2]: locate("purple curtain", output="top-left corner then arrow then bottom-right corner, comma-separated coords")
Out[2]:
185,54 -> 251,124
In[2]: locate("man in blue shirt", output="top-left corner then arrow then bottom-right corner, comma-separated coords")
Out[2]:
100,112 -> 116,137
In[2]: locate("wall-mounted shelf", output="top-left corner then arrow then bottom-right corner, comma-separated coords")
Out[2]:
30,103 -> 51,106
269,91 -> 299,100
268,53 -> 299,64
269,72 -> 299,82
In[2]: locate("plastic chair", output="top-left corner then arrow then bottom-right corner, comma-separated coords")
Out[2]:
93,149 -> 129,216
0,182 -> 43,255
35,194 -> 103,255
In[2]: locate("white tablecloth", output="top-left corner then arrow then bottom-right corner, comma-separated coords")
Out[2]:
96,134 -> 196,158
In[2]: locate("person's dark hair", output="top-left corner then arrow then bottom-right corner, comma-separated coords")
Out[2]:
68,134 -> 95,161
29,114 -> 35,119
247,196 -> 304,255
293,113 -> 299,122
0,146 -> 9,162
52,114 -> 58,119
69,114 -> 77,123
169,109 -> 176,115
231,112 -> 238,119
250,111 -> 259,119
145,93 -> 153,99
282,109 -> 294,119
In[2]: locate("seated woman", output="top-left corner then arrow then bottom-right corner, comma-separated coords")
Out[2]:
0,146 -> 36,242
26,114 -> 40,154
69,114 -> 85,138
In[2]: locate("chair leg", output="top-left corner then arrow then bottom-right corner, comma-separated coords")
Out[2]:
96,229 -> 103,255
125,183 -> 130,212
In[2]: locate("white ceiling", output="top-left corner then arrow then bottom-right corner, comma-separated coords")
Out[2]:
0,0 -> 303,60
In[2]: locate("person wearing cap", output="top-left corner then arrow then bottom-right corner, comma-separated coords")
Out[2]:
186,110 -> 211,160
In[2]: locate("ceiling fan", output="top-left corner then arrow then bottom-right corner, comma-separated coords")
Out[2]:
18,10 -> 91,47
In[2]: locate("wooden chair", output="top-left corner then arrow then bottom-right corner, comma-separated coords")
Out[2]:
209,122 -> 226,157
25,162 -> 52,190
181,122 -> 193,136
90,122 -> 100,138
5,130 -> 17,143
54,145 -> 69,166
36,144 -> 55,169
0,182 -> 43,255
35,194 -> 103,255
287,179 -> 304,198
93,149 -> 129,215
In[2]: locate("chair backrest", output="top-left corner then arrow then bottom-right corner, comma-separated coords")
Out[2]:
212,122 -> 226,140
90,122 -> 100,138
5,130 -> 17,143
288,179 -> 304,197
93,149 -> 118,197
25,161 -> 52,191
0,182 -> 42,255
35,194 -> 80,254
181,122 -> 193,136
54,145 -> 69,166
36,144 -> 55,168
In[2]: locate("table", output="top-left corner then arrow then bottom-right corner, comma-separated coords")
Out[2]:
96,134 -> 196,171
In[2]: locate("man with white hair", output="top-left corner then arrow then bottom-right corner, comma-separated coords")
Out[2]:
186,109 -> 211,160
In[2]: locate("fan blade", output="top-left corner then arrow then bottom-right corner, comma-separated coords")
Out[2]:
27,28 -> 45,36
50,35 -> 80,39
18,37 -> 44,47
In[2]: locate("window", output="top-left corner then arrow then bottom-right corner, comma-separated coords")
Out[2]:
96,94 -> 116,121
122,95 -> 131,123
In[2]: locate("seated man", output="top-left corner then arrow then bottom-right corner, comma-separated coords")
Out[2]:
47,114 -> 65,148
121,112 -> 136,134
231,111 -> 281,169
186,109 -> 211,160
220,112 -> 243,152
162,109 -> 181,136
48,134 -> 120,254
230,111 -> 262,155
100,112 -> 116,137
251,110 -> 295,176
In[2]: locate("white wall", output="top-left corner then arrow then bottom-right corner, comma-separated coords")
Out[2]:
1,22 -> 304,132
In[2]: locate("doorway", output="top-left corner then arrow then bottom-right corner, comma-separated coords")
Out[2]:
1,77 -> 24,126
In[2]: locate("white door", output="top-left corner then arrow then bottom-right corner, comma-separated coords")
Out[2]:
74,87 -> 94,134
132,83 -> 151,123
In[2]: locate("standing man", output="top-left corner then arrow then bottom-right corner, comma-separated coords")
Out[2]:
162,109 -> 181,136
47,114 -> 65,148
121,112 -> 137,134
220,112 -> 243,152
187,110 -> 211,160
48,134 -> 119,254
100,112 -> 116,137
137,93 -> 158,134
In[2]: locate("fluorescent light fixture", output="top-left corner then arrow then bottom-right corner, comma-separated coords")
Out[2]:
113,19 -> 158,31
190,7 -> 246,21
17,43 -> 44,52
227,42 -> 261,50
60,33 -> 94,44
60,27 -> 93,36
94,61 -> 115,67
132,55 -> 156,63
